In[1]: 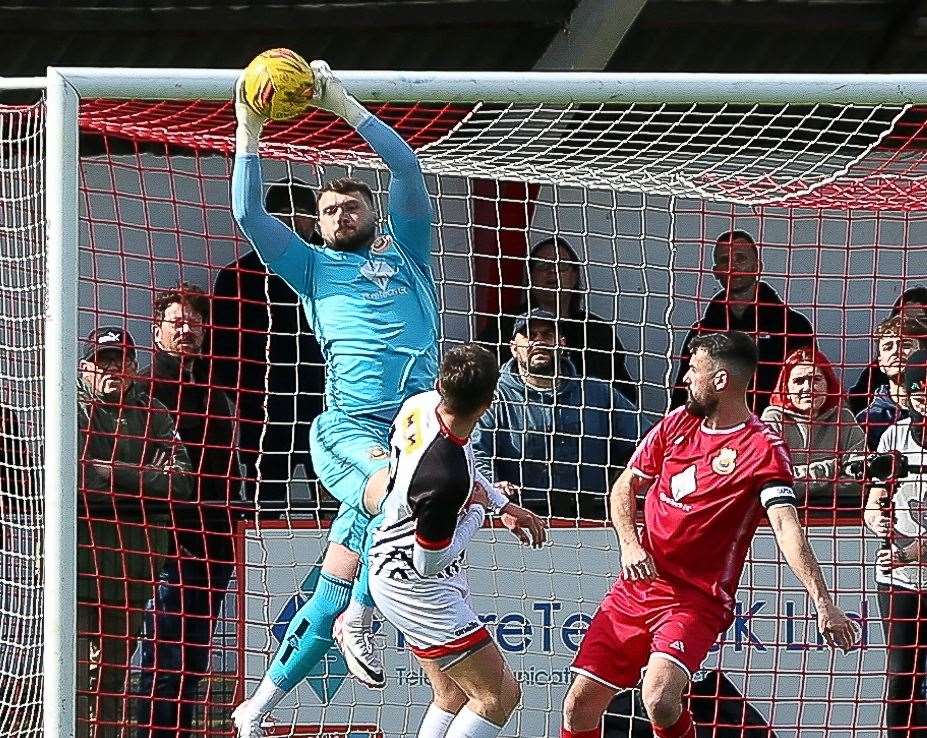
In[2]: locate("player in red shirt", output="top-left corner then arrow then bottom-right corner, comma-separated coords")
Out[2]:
561,331 -> 860,738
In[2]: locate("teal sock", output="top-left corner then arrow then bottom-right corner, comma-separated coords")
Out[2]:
267,572 -> 352,693
352,557 -> 376,608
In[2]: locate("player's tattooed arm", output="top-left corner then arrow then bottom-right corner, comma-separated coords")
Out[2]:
610,467 -> 657,581
767,503 -> 860,652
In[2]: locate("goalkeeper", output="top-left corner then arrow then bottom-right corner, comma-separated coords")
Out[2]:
230,61 -> 440,730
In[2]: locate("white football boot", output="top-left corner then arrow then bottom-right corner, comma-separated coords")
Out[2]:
333,612 -> 386,689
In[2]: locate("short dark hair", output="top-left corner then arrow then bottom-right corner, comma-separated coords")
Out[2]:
265,177 -> 317,217
153,282 -> 210,323
892,286 -> 927,316
688,331 -> 758,381
318,177 -> 375,209
714,230 -> 759,259
439,344 -> 499,417
876,313 -> 927,342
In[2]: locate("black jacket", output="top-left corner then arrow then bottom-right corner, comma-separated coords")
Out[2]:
477,307 -> 636,404
670,282 -> 815,413
848,360 -> 888,416
140,351 -> 239,549
211,251 -> 324,446
0,405 -> 32,504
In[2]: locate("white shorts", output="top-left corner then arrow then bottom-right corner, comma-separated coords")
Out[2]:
369,571 -> 491,670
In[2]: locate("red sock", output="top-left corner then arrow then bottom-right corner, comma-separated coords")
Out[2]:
560,728 -> 601,738
652,709 -> 695,738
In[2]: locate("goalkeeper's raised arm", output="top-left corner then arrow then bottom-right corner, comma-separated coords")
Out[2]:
230,61 -> 442,737
231,80 -> 314,294
309,61 -> 432,267
232,61 -> 433,276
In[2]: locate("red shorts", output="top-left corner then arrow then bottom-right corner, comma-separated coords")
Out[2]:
572,577 -> 729,690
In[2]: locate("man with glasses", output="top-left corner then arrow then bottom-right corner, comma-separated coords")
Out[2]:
135,283 -> 240,737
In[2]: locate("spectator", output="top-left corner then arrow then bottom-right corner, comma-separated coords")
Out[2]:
670,230 -> 814,413
848,286 -> 927,414
135,284 -> 239,737
212,177 -> 325,513
0,404 -> 32,507
761,348 -> 866,508
76,327 -> 191,738
856,314 -> 927,451
0,403 -> 39,725
864,349 -> 927,738
476,236 -> 636,403
472,308 -> 637,519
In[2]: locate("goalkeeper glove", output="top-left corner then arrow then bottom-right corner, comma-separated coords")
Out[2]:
234,75 -> 266,155
310,60 -> 371,129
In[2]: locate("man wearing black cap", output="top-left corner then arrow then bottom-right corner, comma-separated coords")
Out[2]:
472,308 -> 637,519
76,326 -> 192,738
865,348 -> 927,738
212,177 -> 325,513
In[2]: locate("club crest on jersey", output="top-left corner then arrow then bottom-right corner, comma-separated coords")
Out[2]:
371,235 -> 392,254
712,447 -> 738,476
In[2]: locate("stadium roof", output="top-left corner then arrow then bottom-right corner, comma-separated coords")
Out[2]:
0,0 -> 925,75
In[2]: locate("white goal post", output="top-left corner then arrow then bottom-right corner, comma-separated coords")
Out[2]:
2,66 -> 927,737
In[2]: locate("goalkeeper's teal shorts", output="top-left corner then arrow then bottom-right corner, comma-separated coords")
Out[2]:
310,409 -> 392,553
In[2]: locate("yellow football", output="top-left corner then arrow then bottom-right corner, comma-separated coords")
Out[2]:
241,48 -> 315,121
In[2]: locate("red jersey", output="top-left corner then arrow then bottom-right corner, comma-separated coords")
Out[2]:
629,406 -> 796,611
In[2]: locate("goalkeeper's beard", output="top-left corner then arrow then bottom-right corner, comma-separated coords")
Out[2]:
326,221 -> 377,252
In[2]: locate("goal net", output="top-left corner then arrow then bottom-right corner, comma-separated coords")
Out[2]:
6,76 -> 927,738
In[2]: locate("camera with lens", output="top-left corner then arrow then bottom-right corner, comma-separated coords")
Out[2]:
842,450 -> 909,482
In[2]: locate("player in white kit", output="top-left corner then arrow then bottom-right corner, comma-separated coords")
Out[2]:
369,343 -> 546,738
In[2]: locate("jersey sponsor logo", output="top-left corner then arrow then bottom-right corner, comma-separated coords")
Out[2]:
670,464 -> 697,501
360,258 -> 397,291
668,640 -> 686,653
369,445 -> 389,460
661,464 -> 696,511
359,257 -> 409,300
673,434 -> 686,445
711,447 -> 738,476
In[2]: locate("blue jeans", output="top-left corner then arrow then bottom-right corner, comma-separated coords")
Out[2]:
135,537 -> 233,738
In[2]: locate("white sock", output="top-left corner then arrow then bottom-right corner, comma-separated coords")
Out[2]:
245,674 -> 286,715
417,703 -> 457,738
342,600 -> 374,628
445,707 -> 504,738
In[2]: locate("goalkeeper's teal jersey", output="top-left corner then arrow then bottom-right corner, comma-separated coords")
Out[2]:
232,116 -> 439,422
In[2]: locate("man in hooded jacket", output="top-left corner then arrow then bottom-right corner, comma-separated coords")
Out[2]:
473,309 -> 637,519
